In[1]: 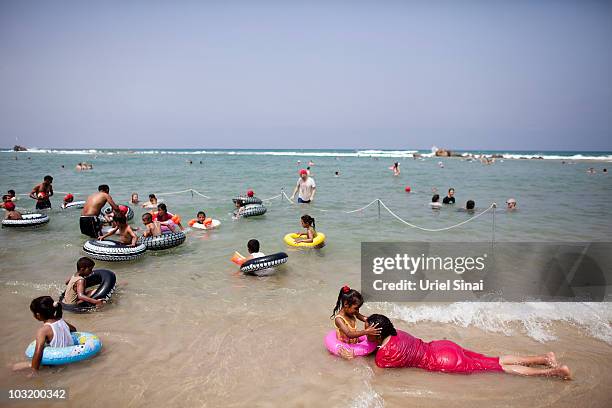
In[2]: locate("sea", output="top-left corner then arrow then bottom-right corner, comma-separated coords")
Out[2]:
0,148 -> 611,407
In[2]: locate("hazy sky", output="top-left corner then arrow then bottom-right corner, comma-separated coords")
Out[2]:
1,1 -> 611,150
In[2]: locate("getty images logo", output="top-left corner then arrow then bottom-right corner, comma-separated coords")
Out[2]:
371,253 -> 488,275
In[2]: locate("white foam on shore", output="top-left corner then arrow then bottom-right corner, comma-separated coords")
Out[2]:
376,302 -> 612,345
349,365 -> 384,408
3,149 -> 611,160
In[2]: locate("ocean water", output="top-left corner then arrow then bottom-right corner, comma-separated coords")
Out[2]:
0,149 -> 611,407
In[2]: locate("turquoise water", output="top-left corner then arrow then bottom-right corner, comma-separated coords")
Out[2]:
1,150 -> 611,407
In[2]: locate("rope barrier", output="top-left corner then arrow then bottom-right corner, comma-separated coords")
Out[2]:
13,186 -> 497,238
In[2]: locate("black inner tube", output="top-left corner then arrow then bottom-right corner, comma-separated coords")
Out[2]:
240,252 -> 288,274
60,269 -> 117,313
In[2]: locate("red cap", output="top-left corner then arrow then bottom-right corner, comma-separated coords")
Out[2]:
118,205 -> 128,214
299,169 -> 308,175
4,201 -> 15,211
247,190 -> 254,197
342,285 -> 350,293
64,193 -> 74,201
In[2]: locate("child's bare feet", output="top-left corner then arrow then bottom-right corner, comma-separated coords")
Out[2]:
545,352 -> 558,367
554,365 -> 572,380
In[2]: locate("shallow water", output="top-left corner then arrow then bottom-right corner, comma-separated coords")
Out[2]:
0,150 -> 611,407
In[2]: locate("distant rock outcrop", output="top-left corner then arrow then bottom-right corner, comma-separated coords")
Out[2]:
13,145 -> 27,151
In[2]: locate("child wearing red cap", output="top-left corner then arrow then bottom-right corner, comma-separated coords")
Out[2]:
62,193 -> 74,208
3,201 -> 22,220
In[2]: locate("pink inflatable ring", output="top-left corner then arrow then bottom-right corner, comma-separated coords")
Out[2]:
324,330 -> 377,357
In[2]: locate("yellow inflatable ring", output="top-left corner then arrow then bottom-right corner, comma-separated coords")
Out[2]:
283,232 -> 326,248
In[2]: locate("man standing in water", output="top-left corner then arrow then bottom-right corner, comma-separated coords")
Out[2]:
290,169 -> 316,203
29,175 -> 54,209
80,184 -> 120,238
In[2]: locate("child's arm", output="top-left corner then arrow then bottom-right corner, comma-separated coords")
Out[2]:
98,228 -> 117,240
335,317 -> 381,339
31,326 -> 52,371
296,229 -> 315,243
76,279 -> 103,306
356,312 -> 368,323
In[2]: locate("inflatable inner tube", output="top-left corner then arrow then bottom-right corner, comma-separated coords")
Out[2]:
60,269 -> 117,313
1,213 -> 49,228
240,252 -> 288,275
137,231 -> 186,250
283,232 -> 326,248
233,196 -> 263,205
324,330 -> 377,357
63,201 -> 86,209
83,240 -> 146,262
25,332 -> 102,366
237,204 -> 267,218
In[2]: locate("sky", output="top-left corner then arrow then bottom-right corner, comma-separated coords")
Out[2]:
0,1 -> 611,150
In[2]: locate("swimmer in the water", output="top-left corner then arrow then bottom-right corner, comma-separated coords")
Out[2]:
465,200 -> 475,212
3,201 -> 22,220
130,193 -> 139,204
391,162 -> 400,176
430,194 -> 442,209
142,194 -> 160,208
334,171 -> 340,177
293,214 -> 317,244
506,198 -> 517,210
442,188 -> 455,204
61,194 -> 74,209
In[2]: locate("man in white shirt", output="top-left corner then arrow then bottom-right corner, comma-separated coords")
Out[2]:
290,169 -> 316,203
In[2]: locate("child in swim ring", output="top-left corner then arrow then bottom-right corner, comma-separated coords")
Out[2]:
63,257 -> 104,308
293,215 -> 317,244
191,211 -> 215,229
3,201 -> 22,220
155,203 -> 184,230
331,286 -> 380,358
12,296 -> 77,374
141,212 -> 166,237
62,193 -> 74,208
99,213 -> 138,246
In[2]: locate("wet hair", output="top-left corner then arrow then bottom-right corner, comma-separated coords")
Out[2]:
44,175 -> 53,183
149,194 -> 156,199
432,194 -> 440,203
466,200 -> 475,210
367,314 -> 397,338
114,213 -> 127,224
197,211 -> 206,217
7,189 -> 15,196
301,214 -> 315,229
448,188 -> 455,194
331,286 -> 364,318
76,257 -> 95,271
157,203 -> 167,212
247,239 -> 260,253
30,296 -> 62,320
98,184 -> 110,193
2,195 -> 8,202
142,213 -> 153,222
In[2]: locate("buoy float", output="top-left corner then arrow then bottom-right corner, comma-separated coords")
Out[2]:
405,186 -> 411,192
